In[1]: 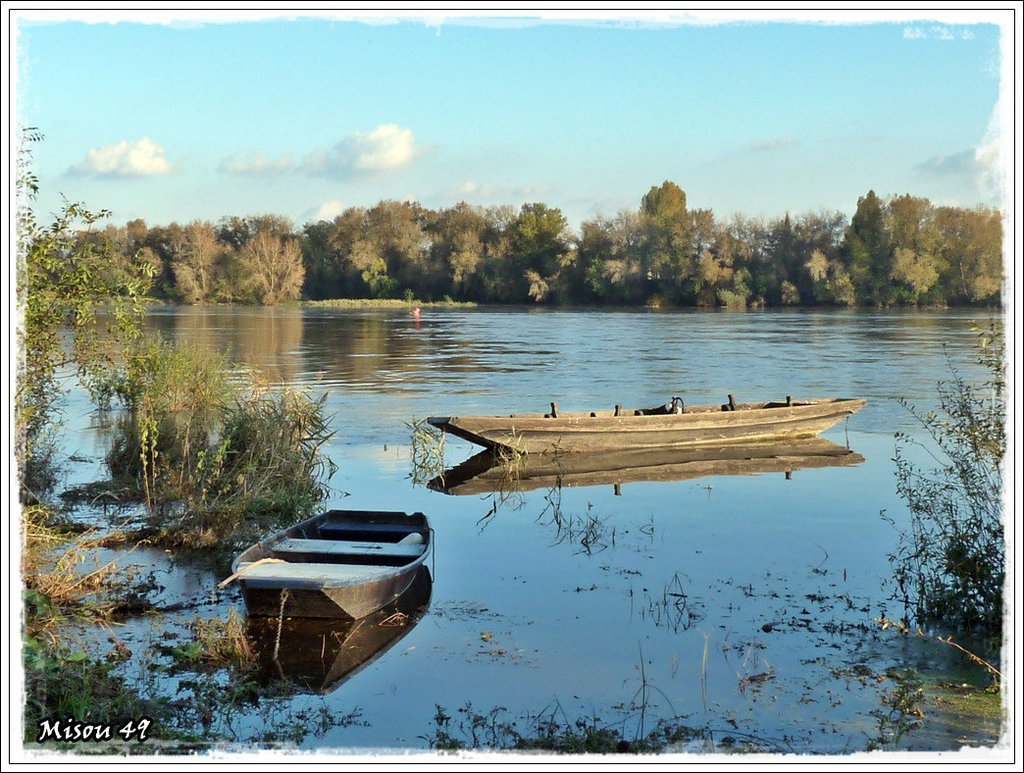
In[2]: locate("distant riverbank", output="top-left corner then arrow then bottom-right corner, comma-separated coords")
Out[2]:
305,298 -> 477,309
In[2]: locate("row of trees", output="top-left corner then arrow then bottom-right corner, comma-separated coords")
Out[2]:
82,181 -> 1003,308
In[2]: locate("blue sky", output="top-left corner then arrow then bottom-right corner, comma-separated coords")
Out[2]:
9,8 -> 1012,232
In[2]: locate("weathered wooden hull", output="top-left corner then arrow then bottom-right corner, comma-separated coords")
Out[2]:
232,509 -> 431,620
428,398 -> 866,455
429,438 -> 865,495
247,565 -> 433,694
237,569 -> 420,620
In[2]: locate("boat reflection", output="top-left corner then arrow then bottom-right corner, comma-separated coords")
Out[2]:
246,565 -> 432,695
428,438 -> 865,496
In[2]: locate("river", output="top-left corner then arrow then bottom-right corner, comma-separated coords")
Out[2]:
49,305 -> 1005,757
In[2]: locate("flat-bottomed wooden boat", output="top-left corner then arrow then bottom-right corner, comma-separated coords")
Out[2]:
228,509 -> 431,620
428,396 -> 865,455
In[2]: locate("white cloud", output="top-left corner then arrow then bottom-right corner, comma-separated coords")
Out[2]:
303,124 -> 419,177
916,150 -> 975,176
311,200 -> 346,221
903,25 -> 974,42
70,137 -> 172,177
219,151 -> 292,175
974,101 -> 1005,204
974,137 -> 1001,202
915,102 -> 1005,207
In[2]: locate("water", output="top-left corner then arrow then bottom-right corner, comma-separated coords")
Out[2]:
51,306 -> 1005,756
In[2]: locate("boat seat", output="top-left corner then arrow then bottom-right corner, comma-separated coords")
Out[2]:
271,538 -> 425,561
317,521 -> 420,541
235,561 -> 393,587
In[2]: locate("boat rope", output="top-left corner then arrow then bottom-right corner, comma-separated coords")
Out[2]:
274,588 -> 290,661
216,557 -> 287,589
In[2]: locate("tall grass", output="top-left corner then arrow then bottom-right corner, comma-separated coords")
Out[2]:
101,337 -> 336,548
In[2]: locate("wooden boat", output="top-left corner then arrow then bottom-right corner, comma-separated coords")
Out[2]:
246,565 -> 432,694
228,509 -> 431,620
428,438 -> 865,496
427,396 -> 866,455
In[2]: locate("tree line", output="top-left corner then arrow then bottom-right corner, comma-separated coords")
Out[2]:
79,181 -> 1003,308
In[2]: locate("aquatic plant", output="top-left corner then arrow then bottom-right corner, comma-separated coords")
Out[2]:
420,699 -> 717,754
407,417 -> 446,485
20,506 -> 150,638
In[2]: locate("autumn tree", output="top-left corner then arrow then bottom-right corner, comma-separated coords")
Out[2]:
933,205 -> 1002,303
845,190 -> 894,305
172,220 -> 222,303
240,227 -> 305,305
365,200 -> 429,296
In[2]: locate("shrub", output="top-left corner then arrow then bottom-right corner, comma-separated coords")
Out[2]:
102,339 -> 335,548
176,385 -> 335,545
886,323 -> 1005,636
16,129 -> 152,503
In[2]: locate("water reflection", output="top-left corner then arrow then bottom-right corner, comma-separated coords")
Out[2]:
151,305 -> 306,384
245,566 -> 431,695
427,438 -> 866,496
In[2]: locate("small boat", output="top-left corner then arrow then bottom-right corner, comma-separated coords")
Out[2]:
427,396 -> 866,455
227,509 -> 432,620
428,438 -> 865,495
247,565 -> 432,694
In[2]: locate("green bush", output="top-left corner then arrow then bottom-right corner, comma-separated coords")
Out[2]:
102,339 -> 335,547
887,323 -> 1005,636
16,129 -> 152,503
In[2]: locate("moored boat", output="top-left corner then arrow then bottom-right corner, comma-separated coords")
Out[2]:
427,396 -> 866,455
226,509 -> 431,620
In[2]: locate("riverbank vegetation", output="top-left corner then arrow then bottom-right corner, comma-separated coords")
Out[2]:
885,322 -> 1006,640
74,181 -> 1001,309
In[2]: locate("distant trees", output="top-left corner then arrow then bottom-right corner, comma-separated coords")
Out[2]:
424,201 -> 489,299
67,182 -> 1003,309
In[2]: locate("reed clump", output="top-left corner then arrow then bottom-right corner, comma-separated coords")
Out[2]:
99,337 -> 336,549
408,417 -> 446,485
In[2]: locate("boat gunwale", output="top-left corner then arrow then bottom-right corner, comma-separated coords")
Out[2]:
231,509 -> 432,582
429,397 -> 864,425
426,398 -> 866,455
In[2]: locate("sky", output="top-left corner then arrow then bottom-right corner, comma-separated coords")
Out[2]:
7,7 -> 1015,233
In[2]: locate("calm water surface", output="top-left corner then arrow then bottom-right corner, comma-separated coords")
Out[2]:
60,306 -> 1003,755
